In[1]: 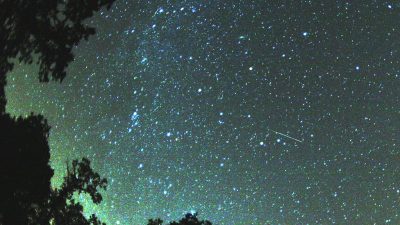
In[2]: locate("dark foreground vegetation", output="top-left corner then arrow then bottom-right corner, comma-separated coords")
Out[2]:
0,0 -> 212,224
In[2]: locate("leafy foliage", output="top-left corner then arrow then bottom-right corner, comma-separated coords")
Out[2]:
0,0 -> 115,112
0,0 -> 115,82
48,158 -> 108,225
0,1 -> 216,224
0,0 -> 114,223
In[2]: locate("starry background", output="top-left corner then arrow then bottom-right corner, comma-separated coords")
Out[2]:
4,1 -> 400,224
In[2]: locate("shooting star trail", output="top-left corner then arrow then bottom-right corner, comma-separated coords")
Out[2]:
269,129 -> 303,143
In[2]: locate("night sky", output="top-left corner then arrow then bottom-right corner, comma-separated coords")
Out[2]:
5,1 -> 400,224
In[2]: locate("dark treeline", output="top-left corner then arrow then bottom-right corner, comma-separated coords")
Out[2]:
148,213 -> 212,225
0,0 -> 213,224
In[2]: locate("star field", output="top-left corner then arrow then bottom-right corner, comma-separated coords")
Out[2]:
5,1 -> 400,224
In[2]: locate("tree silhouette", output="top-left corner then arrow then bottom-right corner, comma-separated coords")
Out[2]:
0,146 -> 107,225
0,0 -> 114,224
46,158 -> 107,225
0,0 -> 116,113
0,1 -> 216,225
148,213 -> 212,225
0,113 -> 53,225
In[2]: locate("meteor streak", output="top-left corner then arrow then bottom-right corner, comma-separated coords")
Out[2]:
269,129 -> 303,143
